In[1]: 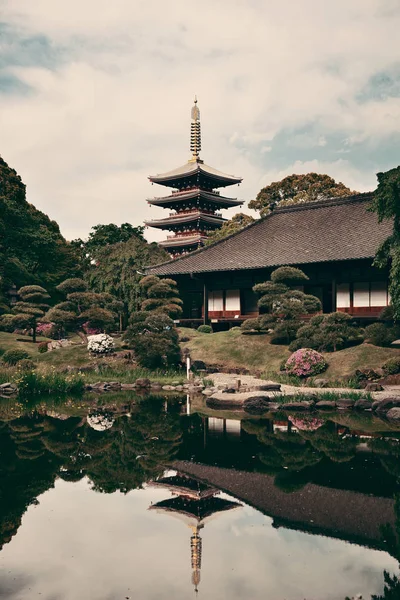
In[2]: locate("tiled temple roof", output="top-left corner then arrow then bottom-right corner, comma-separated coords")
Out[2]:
147,193 -> 393,275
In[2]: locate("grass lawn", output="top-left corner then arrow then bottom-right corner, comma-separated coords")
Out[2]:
179,327 -> 400,379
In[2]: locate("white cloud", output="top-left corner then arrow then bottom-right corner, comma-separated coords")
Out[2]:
0,0 -> 399,241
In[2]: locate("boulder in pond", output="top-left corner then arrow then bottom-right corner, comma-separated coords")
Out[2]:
354,398 -> 373,410
135,378 -> 151,388
336,398 -> 355,410
243,397 -> 272,415
372,397 -> 400,413
386,407 -> 400,422
315,400 -> 337,410
280,401 -> 312,411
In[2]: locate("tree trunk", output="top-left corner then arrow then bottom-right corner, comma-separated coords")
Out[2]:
32,323 -> 36,343
77,329 -> 88,344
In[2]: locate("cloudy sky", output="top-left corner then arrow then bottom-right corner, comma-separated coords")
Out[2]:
1,0 -> 399,243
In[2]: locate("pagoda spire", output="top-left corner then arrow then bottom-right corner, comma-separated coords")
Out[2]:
189,96 -> 202,163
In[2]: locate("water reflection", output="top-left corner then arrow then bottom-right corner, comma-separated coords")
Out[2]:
1,394 -> 400,599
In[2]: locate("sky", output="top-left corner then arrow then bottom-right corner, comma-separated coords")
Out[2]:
0,0 -> 399,243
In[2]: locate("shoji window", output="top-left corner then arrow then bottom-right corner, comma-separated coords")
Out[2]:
353,283 -> 370,307
336,284 -> 350,308
225,289 -> 241,311
208,290 -> 223,311
370,282 -> 388,307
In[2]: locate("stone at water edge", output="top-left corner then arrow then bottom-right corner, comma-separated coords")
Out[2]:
135,378 -> 151,388
243,397 -> 272,415
354,399 -> 373,410
336,398 -> 355,410
315,401 -> 337,410
280,402 -> 313,411
364,382 -> 384,392
162,385 -> 175,391
256,383 -> 282,392
313,379 -> 329,388
386,407 -> 400,422
372,397 -> 400,413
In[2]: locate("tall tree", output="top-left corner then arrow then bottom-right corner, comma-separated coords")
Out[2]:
370,166 -> 400,321
249,173 -> 357,216
87,235 -> 169,326
205,213 -> 255,245
0,157 -> 81,300
139,275 -> 183,318
72,222 -> 145,264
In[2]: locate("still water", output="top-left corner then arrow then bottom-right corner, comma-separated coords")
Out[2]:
1,394 -> 400,599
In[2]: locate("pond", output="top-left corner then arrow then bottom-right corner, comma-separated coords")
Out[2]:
1,393 -> 400,599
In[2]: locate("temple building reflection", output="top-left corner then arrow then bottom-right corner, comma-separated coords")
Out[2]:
149,472 -> 242,592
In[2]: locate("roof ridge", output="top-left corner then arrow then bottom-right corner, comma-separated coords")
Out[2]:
146,191 -> 375,273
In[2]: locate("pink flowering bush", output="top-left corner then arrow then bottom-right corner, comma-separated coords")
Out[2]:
288,416 -> 325,431
36,322 -> 54,336
285,348 -> 327,378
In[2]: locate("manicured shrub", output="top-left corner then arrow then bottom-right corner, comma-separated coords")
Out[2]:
285,348 -> 328,378
87,333 -> 115,354
2,349 -> 30,365
38,341 -> 48,353
123,313 -> 181,368
364,322 -> 400,347
197,325 -> 213,334
291,312 -> 363,352
382,358 -> 400,376
270,320 -> 302,345
18,359 -> 36,370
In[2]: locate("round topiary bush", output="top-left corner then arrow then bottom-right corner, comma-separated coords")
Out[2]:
382,358 -> 400,376
87,333 -> 115,355
38,341 -> 49,354
285,348 -> 328,378
197,325 -> 213,334
2,349 -> 30,365
364,322 -> 400,347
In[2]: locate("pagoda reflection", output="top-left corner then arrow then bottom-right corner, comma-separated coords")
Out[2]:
149,472 -> 242,592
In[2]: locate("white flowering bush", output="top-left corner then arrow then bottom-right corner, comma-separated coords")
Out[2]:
87,333 -> 115,354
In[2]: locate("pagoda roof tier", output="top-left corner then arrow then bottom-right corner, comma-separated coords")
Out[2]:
158,234 -> 206,250
149,475 -> 218,499
147,188 -> 243,209
149,495 -> 242,522
145,211 -> 226,230
149,159 -> 242,189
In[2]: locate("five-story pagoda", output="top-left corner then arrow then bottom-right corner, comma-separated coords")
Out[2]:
145,98 -> 243,256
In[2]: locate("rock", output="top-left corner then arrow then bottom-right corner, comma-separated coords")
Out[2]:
243,397 -> 272,415
121,383 -> 136,390
354,398 -> 373,410
206,397 -> 243,409
135,378 -> 151,388
0,382 -> 14,390
315,400 -> 337,410
386,407 -> 400,422
280,402 -> 312,411
336,398 -> 355,410
107,381 -> 122,389
202,389 -> 213,396
171,381 -> 180,386
266,402 -> 281,412
150,384 -> 162,390
191,360 -> 207,371
313,378 -> 329,388
180,336 -> 190,343
355,368 -> 381,382
372,397 -> 400,413
175,385 -> 184,391
162,385 -> 175,391
256,384 -> 282,391
364,382 -> 384,392
222,387 -> 237,394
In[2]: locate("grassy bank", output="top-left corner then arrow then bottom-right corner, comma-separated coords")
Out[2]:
180,327 -> 400,380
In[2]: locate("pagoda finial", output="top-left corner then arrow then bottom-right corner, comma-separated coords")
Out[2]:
190,96 -> 201,162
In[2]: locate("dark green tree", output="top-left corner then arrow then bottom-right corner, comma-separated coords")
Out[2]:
250,173 -> 356,216
205,213 -> 256,245
139,275 -> 183,318
45,278 -> 120,340
370,166 -> 400,320
291,312 -> 363,352
72,222 -> 146,264
87,235 -> 169,326
123,312 -> 181,368
9,285 -> 50,343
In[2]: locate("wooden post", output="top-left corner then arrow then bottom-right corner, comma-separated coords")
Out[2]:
203,282 -> 208,325
332,279 -> 337,312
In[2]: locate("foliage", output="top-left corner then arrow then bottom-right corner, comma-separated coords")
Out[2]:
371,571 -> 400,600
12,369 -> 84,396
241,318 -> 265,334
87,235 -> 169,325
242,266 -> 321,344
38,342 -> 48,354
72,222 -> 146,264
7,285 -> 51,343
197,324 -> 213,333
46,278 -> 120,339
365,322 -> 400,347
285,348 -> 328,377
123,312 -> 181,368
0,156 -> 81,299
290,312 -> 363,352
205,213 -> 255,245
87,334 -> 115,355
2,349 -> 29,365
139,275 -> 183,319
249,173 -> 356,216
382,357 -> 400,375
370,166 -> 400,320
